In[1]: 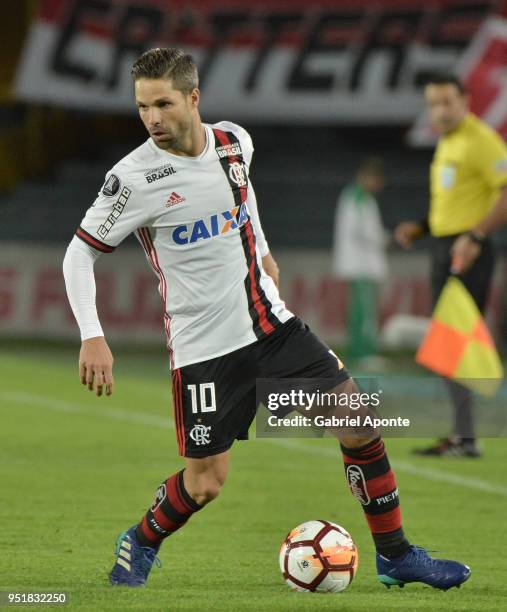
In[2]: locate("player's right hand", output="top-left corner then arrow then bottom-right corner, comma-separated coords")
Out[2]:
79,336 -> 114,397
394,221 -> 424,249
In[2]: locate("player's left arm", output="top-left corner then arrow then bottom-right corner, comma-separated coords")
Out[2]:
227,121 -> 280,288
451,134 -> 507,273
261,253 -> 280,289
247,183 -> 280,288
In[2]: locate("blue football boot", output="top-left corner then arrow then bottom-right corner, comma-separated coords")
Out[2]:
109,526 -> 161,587
377,545 -> 471,590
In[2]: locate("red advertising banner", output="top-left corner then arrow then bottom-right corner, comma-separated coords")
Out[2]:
15,0 -> 500,123
410,16 -> 507,143
0,244 -> 504,347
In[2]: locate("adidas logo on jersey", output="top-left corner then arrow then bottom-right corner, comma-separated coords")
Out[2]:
166,192 -> 186,207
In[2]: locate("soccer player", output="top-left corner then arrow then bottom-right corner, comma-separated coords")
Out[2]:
63,49 -> 470,590
395,74 -> 507,458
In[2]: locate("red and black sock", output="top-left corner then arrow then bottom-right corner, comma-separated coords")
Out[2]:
136,470 -> 202,548
341,436 -> 410,559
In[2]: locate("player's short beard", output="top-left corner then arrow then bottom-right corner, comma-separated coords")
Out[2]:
154,132 -> 177,151
153,118 -> 191,153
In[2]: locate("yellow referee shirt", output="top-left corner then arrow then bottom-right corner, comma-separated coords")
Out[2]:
429,113 -> 507,237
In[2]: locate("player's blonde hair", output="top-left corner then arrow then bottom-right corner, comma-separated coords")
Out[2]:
131,48 -> 198,94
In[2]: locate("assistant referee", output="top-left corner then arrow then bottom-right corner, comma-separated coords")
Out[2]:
395,74 -> 507,458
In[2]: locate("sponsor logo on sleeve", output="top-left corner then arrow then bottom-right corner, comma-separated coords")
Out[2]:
216,142 -> 243,159
97,186 -> 131,239
102,173 -> 120,196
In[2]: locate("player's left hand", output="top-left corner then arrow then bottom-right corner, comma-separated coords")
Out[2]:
450,234 -> 481,274
262,252 -> 280,288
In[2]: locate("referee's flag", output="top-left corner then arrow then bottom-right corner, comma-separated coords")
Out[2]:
416,277 -> 504,396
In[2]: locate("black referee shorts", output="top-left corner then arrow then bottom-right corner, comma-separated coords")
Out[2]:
430,234 -> 495,312
170,317 -> 349,458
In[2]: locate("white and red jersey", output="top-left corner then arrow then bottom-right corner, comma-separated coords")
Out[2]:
67,121 -> 293,369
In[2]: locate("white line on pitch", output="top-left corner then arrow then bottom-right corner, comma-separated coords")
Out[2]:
2,390 -> 507,498
0,391 -> 173,430
261,438 -> 507,498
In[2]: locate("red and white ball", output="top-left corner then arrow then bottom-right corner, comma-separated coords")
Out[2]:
279,520 -> 359,593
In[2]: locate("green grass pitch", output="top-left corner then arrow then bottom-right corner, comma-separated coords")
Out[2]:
1,344 -> 506,611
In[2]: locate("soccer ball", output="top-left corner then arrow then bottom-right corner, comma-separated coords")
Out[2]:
279,520 -> 358,593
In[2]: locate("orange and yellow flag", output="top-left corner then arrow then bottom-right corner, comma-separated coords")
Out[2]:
416,277 -> 504,396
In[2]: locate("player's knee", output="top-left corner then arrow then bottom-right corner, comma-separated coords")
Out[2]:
339,432 -> 379,449
192,476 -> 224,506
184,451 -> 229,505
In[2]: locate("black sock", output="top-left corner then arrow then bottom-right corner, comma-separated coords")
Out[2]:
374,528 -> 411,559
461,437 -> 476,445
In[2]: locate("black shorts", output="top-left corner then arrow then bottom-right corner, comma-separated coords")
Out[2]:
171,317 -> 350,457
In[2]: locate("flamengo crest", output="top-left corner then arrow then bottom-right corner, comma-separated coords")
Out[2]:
229,161 -> 247,187
189,424 -> 211,446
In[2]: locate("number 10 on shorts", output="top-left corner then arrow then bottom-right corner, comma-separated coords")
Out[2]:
187,383 -> 217,413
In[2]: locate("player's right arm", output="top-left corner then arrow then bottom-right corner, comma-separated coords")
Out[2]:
63,238 -> 114,396
394,220 -> 428,249
63,169 -> 144,397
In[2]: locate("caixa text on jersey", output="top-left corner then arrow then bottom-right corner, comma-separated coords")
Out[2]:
172,203 -> 249,245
